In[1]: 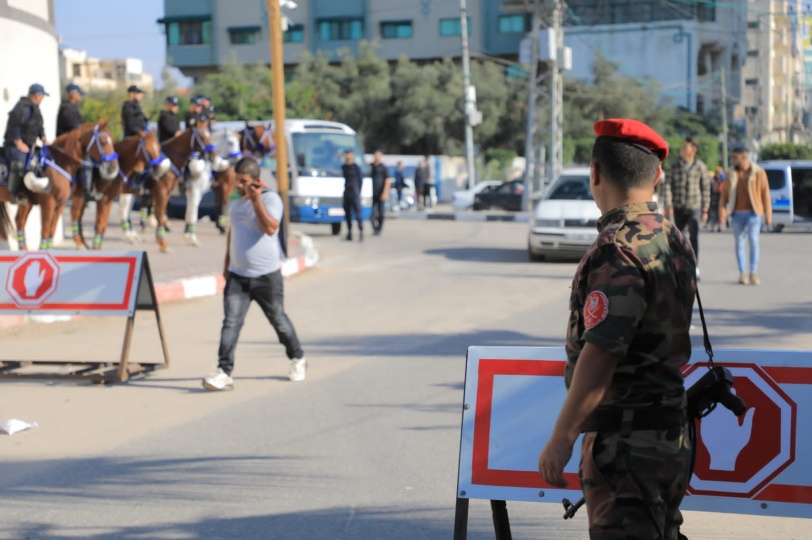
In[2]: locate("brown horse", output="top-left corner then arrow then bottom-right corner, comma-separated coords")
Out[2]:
210,123 -> 276,234
70,130 -> 163,249
0,121 -> 118,250
149,127 -> 214,253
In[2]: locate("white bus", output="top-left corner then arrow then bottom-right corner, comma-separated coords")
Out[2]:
210,119 -> 372,235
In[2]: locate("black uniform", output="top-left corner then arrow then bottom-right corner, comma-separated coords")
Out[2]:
3,96 -> 45,201
56,100 -> 83,137
157,109 -> 180,143
369,162 -> 388,234
185,110 -> 205,130
341,162 -> 364,240
121,100 -> 147,137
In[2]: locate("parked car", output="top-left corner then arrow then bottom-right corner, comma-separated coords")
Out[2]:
452,180 -> 503,211
527,167 -> 600,261
472,179 -> 525,211
758,160 -> 812,231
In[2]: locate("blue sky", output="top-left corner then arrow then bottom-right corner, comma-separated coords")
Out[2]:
53,0 -> 168,86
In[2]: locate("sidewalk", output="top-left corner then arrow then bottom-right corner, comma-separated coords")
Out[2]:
388,202 -> 532,223
0,203 -> 319,330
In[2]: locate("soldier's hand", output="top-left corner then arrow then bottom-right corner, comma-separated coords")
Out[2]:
15,140 -> 29,153
538,438 -> 573,488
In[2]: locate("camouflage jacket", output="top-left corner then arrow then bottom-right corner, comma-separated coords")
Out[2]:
565,201 -> 696,409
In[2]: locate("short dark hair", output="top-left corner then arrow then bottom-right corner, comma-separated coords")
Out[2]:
591,138 -> 660,190
684,137 -> 699,150
234,157 -> 261,179
731,145 -> 748,155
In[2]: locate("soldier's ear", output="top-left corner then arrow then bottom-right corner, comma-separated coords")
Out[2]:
653,165 -> 663,188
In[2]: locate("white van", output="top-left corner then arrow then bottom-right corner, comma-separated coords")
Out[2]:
758,160 -> 812,231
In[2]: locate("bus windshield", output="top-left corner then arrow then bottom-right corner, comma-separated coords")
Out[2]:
292,132 -> 365,177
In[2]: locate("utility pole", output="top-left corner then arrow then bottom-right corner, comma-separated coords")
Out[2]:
720,66 -> 728,169
268,0 -> 290,234
548,0 -> 563,187
523,1 -> 540,211
460,0 -> 480,189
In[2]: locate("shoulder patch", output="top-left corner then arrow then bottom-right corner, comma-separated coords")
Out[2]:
584,291 -> 609,330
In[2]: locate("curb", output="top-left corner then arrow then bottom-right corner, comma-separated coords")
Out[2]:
0,233 -> 320,330
391,211 -> 531,223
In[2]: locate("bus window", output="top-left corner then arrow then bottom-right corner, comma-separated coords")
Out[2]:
766,169 -> 786,190
292,132 -> 364,176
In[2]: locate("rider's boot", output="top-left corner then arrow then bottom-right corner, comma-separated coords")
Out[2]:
8,160 -> 29,205
81,166 -> 94,199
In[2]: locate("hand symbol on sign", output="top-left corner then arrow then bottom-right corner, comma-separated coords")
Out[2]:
24,261 -> 46,297
701,390 -> 756,471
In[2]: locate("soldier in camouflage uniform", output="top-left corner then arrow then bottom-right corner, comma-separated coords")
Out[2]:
539,118 -> 697,540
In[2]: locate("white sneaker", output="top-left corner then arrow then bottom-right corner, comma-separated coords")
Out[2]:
202,368 -> 234,391
288,358 -> 307,382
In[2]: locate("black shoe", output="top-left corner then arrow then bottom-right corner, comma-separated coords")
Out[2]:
345,233 -> 353,241
373,229 -> 381,236
359,230 -> 364,242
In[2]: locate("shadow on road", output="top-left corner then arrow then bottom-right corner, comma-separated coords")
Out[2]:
424,246 -> 530,264
695,302 -> 812,348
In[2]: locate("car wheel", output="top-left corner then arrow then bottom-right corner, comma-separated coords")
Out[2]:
331,222 -> 342,236
528,245 -> 546,262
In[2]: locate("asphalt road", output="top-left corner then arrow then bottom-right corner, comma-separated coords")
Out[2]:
1,219 -> 810,540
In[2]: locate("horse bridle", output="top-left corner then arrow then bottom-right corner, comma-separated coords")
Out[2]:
241,124 -> 275,155
84,124 -> 119,169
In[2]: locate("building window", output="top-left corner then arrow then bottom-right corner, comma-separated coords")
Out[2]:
497,14 -> 529,34
747,50 -> 759,57
228,26 -> 261,45
747,20 -> 759,29
380,20 -> 413,39
745,78 -> 759,86
164,18 -> 212,46
72,63 -> 81,78
439,17 -> 471,37
318,18 -> 363,41
284,24 -> 305,43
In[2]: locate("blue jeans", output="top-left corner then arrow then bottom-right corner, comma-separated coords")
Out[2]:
731,212 -> 761,273
217,270 -> 304,375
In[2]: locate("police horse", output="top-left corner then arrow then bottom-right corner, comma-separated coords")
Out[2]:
0,121 -> 119,250
117,127 -> 215,253
70,129 -> 164,250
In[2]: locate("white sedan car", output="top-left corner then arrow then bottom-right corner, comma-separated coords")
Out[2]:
527,168 -> 601,261
452,180 -> 504,211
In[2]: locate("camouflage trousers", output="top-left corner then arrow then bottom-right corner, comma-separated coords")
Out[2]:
579,424 -> 693,540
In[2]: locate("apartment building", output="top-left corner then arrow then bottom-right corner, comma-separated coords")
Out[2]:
60,48 -> 155,94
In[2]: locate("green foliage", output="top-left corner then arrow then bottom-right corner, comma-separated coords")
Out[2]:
760,143 -> 812,160
662,107 -> 718,137
482,148 -> 516,180
662,135 -> 721,170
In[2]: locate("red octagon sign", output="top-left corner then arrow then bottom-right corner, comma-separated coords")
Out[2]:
4,253 -> 60,308
684,363 -> 797,498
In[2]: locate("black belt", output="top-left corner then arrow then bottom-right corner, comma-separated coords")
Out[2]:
581,407 -> 686,433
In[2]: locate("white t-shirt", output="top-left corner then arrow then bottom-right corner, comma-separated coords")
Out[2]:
227,190 -> 284,278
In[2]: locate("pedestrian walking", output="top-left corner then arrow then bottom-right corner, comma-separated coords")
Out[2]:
394,161 -> 406,206
708,166 -> 725,232
341,149 -> 364,241
719,145 -> 772,286
662,137 -> 710,276
3,83 -> 48,205
421,155 -> 435,208
202,157 -> 307,391
369,150 -> 390,235
414,159 -> 427,210
538,118 -> 695,539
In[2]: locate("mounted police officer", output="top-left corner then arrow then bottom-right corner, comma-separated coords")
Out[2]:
185,97 -> 205,130
56,83 -> 84,137
196,94 -> 215,126
538,119 -> 695,540
158,96 -> 182,143
3,83 -> 49,205
120,85 -> 147,138
57,83 -> 94,197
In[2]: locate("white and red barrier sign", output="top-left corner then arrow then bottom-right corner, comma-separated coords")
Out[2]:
0,252 -> 146,317
457,347 -> 812,519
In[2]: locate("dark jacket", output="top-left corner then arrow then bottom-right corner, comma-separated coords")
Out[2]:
121,100 -> 147,137
157,110 -> 180,142
185,110 -> 204,130
342,163 -> 363,199
414,164 -> 429,188
56,100 -> 83,137
370,162 -> 389,200
4,97 -> 44,147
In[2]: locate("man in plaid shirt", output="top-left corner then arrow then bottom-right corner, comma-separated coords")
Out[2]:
662,137 -> 710,271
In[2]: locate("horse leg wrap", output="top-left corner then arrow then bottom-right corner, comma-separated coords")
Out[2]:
17,231 -> 26,250
122,219 -> 132,232
185,223 -> 196,234
157,226 -> 167,239
218,215 -> 227,228
92,234 -> 103,249
71,221 -> 82,236
39,238 -> 50,250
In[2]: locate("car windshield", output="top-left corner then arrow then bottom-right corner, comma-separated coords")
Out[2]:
292,132 -> 364,177
547,175 -> 592,200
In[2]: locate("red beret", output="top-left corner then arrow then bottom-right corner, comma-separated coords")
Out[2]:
593,118 -> 669,161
